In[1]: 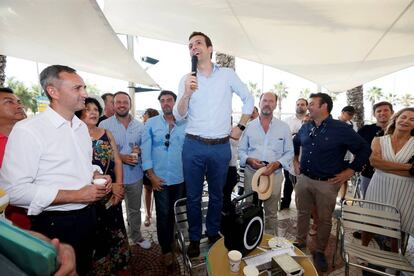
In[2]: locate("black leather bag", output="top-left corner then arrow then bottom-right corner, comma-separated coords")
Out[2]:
221,191 -> 264,256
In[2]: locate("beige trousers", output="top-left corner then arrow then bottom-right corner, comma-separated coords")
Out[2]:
244,166 -> 284,236
295,174 -> 340,252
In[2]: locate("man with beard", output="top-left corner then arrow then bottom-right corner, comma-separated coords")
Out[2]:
0,65 -> 111,275
239,92 -> 293,235
141,90 -> 187,267
281,98 -> 308,209
100,91 -> 151,249
293,93 -> 370,272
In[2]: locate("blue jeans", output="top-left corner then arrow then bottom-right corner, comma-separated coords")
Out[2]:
182,137 -> 231,241
154,182 -> 186,254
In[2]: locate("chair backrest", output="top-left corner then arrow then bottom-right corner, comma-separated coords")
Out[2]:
341,199 -> 401,240
174,197 -> 209,242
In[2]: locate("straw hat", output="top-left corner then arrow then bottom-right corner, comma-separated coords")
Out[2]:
251,167 -> 275,200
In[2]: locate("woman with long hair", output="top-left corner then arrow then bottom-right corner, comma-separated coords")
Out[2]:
364,107 -> 414,249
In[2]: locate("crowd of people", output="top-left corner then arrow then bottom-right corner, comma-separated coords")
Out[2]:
0,30 -> 413,275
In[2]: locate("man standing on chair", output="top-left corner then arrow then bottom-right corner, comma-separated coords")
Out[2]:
173,31 -> 254,257
141,90 -> 187,267
293,93 -> 370,272
239,91 -> 293,235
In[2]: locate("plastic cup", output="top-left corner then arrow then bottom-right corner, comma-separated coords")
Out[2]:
243,265 -> 259,276
130,152 -> 139,163
228,250 -> 242,273
93,178 -> 107,186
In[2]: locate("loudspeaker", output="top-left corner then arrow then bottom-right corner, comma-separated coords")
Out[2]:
221,192 -> 264,256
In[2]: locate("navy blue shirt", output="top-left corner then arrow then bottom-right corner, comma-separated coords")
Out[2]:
293,116 -> 371,179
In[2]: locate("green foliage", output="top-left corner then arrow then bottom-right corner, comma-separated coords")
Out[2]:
247,81 -> 261,99
398,93 -> 414,107
6,77 -> 40,113
299,88 -> 311,99
365,86 -> 383,105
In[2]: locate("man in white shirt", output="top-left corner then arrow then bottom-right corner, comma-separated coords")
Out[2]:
281,98 -> 308,209
239,92 -> 294,235
174,31 -> 254,257
0,65 -> 111,275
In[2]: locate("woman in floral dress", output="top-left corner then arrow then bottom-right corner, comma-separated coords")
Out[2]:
76,97 -> 130,275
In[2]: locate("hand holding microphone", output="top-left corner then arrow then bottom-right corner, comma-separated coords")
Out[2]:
188,55 -> 198,91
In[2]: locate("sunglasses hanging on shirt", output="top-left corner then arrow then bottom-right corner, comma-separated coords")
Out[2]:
164,133 -> 170,148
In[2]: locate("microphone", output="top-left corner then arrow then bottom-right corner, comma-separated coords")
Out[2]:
191,55 -> 198,76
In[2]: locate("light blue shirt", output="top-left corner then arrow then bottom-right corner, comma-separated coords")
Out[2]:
99,115 -> 144,184
141,115 -> 187,186
238,117 -> 294,174
174,64 -> 254,138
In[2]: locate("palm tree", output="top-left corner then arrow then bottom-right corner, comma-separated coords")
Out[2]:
0,55 -> 6,87
299,88 -> 311,99
365,86 -> 383,107
346,85 -> 364,129
327,91 -> 339,102
384,92 -> 399,104
273,81 -> 288,118
398,93 -> 414,107
215,52 -> 235,70
247,81 -> 261,100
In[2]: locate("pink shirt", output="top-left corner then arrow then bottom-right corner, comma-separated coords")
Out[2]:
0,133 -> 7,168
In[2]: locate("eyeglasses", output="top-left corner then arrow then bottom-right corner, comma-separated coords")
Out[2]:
309,122 -> 327,138
164,133 -> 170,148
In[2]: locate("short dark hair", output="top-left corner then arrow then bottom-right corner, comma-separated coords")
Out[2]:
373,101 -> 393,113
189,31 -> 213,58
144,108 -> 159,118
341,105 -> 355,115
101,93 -> 114,103
0,87 -> 14,94
189,31 -> 212,48
309,93 -> 333,113
75,97 -> 103,119
113,91 -> 131,103
40,65 -> 76,101
157,90 -> 177,101
296,98 -> 308,106
259,92 -> 278,102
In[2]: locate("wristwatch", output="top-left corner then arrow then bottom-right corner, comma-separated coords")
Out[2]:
237,123 -> 246,131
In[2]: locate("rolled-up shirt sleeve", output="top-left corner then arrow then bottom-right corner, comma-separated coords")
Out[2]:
141,122 -> 154,171
229,71 -> 254,115
0,127 -> 59,215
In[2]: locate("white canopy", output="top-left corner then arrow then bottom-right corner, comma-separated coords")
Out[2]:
103,0 -> 414,92
0,0 -> 157,87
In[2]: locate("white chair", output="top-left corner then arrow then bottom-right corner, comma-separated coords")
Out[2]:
340,198 -> 414,276
174,197 -> 210,275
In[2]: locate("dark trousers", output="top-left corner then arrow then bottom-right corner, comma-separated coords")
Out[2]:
154,182 -> 186,254
281,169 -> 294,208
30,205 -> 96,276
222,166 -> 238,213
182,137 -> 231,241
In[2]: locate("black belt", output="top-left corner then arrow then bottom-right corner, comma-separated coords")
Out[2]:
303,172 -> 332,181
186,134 -> 229,145
30,205 -> 93,218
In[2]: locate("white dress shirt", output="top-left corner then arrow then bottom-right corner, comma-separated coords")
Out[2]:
238,117 -> 294,174
283,115 -> 304,135
0,107 -> 94,215
174,64 -> 254,138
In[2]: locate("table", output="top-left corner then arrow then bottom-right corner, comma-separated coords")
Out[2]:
206,234 -> 317,276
